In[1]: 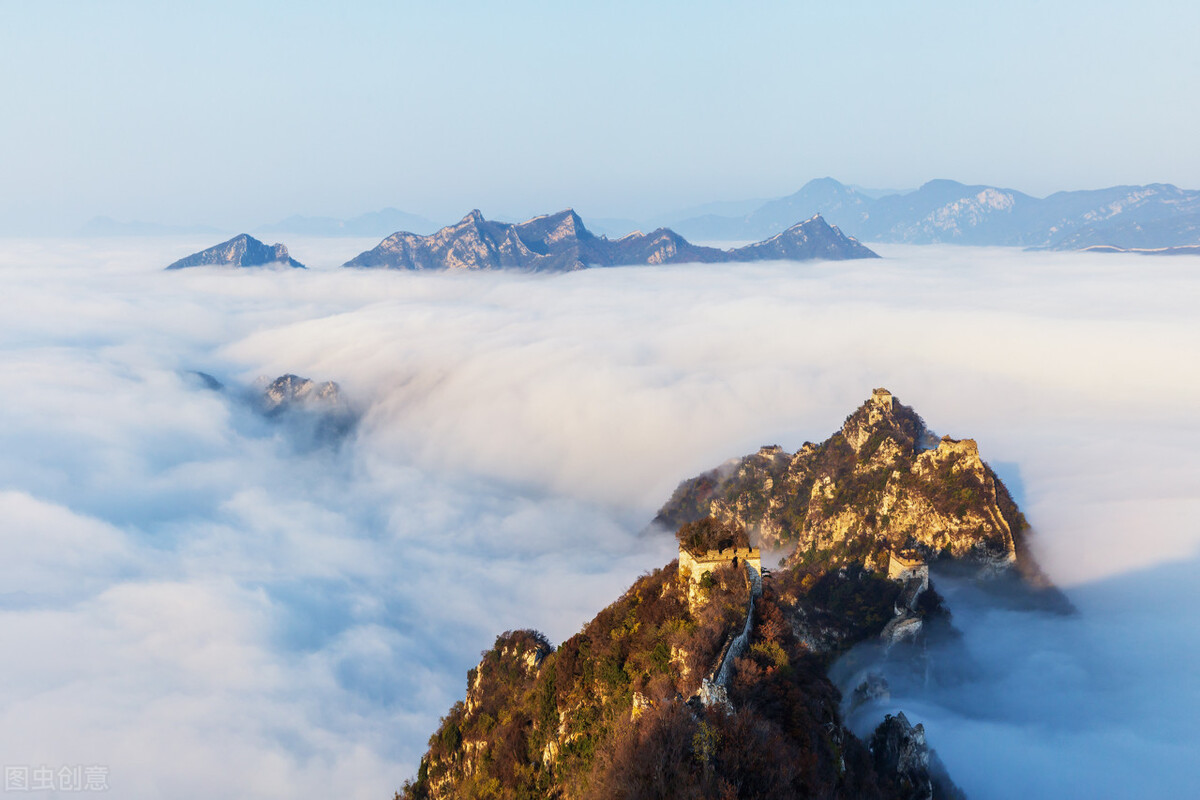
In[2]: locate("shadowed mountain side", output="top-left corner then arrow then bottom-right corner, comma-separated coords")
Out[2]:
165,233 -> 305,270
342,209 -> 877,271
398,554 -> 961,800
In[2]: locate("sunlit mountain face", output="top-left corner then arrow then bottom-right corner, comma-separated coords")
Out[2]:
1,238 -> 1198,798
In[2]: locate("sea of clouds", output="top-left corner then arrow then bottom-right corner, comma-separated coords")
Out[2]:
1,237 -> 1198,798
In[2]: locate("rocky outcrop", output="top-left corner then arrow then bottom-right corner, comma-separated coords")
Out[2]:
656,388 -> 1039,581
464,631 -> 552,717
165,234 -> 304,269
399,557 -> 932,800
342,209 -> 877,271
733,215 -> 881,260
260,374 -> 343,414
257,374 -> 356,444
870,713 -> 965,800
423,631 -> 553,799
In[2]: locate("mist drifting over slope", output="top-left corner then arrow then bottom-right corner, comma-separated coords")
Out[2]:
1,238 -> 1198,797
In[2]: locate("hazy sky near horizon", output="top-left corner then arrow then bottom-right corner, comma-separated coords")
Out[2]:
2,0 -> 1199,231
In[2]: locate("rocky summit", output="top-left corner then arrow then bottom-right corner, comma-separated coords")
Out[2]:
165,233 -> 305,270
257,373 -> 356,445
342,209 -> 877,271
396,391 -> 1054,799
260,373 -> 343,414
655,388 -> 1059,591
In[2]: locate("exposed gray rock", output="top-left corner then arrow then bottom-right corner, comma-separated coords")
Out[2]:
257,374 -> 356,446
166,234 -> 305,270
881,614 -> 924,649
260,374 -> 343,415
342,209 -> 876,271
870,712 -> 966,800
655,389 -> 1037,581
728,215 -> 881,261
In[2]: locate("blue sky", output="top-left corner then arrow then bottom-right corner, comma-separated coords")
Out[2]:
2,0 -> 1198,230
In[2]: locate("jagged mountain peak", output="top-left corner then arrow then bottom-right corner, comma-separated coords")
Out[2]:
255,373 -> 356,448
513,208 -> 594,245
343,209 -> 877,271
655,389 -> 1053,590
165,233 -> 305,270
542,206 -> 581,222
259,373 -> 347,418
394,389 -> 1073,799
839,387 -> 935,455
788,213 -> 831,229
730,214 -> 879,260
554,208 -> 586,231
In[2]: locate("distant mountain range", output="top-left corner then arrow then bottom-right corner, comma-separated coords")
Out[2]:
90,178 -> 1200,252
165,234 -> 305,270
343,209 -> 876,271
671,177 -> 1200,249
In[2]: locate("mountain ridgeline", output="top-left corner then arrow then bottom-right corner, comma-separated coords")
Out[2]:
396,390 -> 1051,799
655,388 -> 1055,592
670,177 -> 1200,250
400,538 -> 960,799
165,233 -> 305,270
343,209 -> 878,271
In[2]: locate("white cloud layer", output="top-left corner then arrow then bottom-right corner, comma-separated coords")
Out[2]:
0,237 -> 1198,797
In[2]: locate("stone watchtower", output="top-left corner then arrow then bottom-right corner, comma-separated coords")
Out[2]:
867,388 -> 894,425
679,541 -> 763,608
887,549 -> 929,593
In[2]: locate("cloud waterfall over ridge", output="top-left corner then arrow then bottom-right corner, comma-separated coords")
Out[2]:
0,237 -> 1198,797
